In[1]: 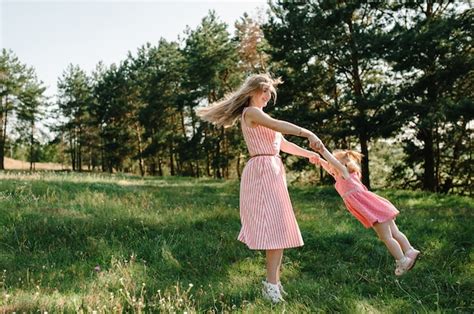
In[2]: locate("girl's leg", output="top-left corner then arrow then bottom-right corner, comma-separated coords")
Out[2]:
266,249 -> 283,284
389,220 -> 412,253
372,221 -> 404,260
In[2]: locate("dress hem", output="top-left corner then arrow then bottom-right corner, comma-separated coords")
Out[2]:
363,212 -> 399,228
237,238 -> 304,250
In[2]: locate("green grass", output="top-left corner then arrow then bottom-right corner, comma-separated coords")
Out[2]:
0,171 -> 472,312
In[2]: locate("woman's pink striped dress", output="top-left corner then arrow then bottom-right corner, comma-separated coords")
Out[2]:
238,107 -> 304,250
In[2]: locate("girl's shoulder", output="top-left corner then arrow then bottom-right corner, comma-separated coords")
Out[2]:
333,171 -> 347,182
335,171 -> 360,182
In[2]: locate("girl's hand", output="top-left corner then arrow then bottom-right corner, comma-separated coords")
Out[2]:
308,152 -> 321,165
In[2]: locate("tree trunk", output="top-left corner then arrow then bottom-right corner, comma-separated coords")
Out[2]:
169,140 -> 175,176
0,96 -> 5,170
236,153 -> 241,179
190,107 -> 200,178
420,128 -> 436,191
101,134 -> 106,172
77,127 -> 82,172
176,154 -> 182,174
89,146 -> 92,171
135,122 -> 145,176
180,110 -> 187,138
69,133 -> 76,171
29,120 -> 34,171
195,159 -> 200,178
0,95 -> 10,170
359,132 -> 370,189
435,122 -> 441,190
158,156 -> 163,176
347,12 -> 364,100
221,127 -> 227,179
215,129 -> 222,179
205,152 -> 211,176
347,13 -> 371,188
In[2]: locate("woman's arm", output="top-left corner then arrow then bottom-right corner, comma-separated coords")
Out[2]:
319,147 -> 350,179
280,136 -> 316,158
245,107 -> 322,148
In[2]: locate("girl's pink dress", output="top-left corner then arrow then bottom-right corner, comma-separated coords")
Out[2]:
334,172 -> 399,228
238,107 -> 304,250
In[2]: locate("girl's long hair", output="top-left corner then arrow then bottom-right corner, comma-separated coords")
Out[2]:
196,73 -> 282,128
333,150 -> 364,175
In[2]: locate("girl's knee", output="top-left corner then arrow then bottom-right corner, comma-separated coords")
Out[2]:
374,228 -> 392,242
392,229 -> 402,238
377,233 -> 393,242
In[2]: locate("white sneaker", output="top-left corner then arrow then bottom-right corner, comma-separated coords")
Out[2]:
262,280 -> 284,303
278,281 -> 288,296
395,256 -> 414,276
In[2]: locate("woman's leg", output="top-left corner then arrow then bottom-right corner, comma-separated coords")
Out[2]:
266,249 -> 283,284
372,221 -> 404,260
389,220 -> 412,253
277,253 -> 284,283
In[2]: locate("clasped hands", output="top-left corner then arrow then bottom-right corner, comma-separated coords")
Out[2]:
307,133 -> 325,165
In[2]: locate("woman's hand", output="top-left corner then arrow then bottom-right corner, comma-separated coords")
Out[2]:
308,133 -> 324,152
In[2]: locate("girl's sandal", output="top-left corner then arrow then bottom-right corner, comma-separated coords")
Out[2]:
406,248 -> 420,270
395,256 -> 414,276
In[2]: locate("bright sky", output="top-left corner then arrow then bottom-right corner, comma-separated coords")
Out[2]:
2,0 -> 267,98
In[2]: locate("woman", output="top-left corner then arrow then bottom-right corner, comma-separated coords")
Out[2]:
197,73 -> 323,303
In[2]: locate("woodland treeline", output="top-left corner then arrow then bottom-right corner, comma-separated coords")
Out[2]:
1,2 -> 472,194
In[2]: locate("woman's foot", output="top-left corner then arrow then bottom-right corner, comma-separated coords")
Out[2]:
395,256 -> 414,276
262,280 -> 284,303
278,281 -> 288,296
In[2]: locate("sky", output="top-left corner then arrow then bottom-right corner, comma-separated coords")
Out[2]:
2,0 -> 267,98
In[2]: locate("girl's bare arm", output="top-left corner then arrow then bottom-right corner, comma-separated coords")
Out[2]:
318,158 -> 334,175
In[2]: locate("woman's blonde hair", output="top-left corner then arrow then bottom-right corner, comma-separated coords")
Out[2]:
196,73 -> 282,128
333,150 -> 364,175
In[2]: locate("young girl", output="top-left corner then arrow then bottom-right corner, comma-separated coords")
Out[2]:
309,146 -> 420,276
197,74 -> 323,303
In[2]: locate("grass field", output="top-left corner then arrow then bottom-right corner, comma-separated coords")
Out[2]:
0,171 -> 472,312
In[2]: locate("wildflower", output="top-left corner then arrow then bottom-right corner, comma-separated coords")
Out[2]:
94,265 -> 101,272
